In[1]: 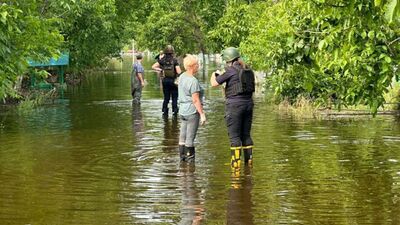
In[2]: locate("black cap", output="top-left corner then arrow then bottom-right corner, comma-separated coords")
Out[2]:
135,53 -> 143,60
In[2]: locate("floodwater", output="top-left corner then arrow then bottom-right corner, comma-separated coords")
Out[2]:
1,55 -> 400,224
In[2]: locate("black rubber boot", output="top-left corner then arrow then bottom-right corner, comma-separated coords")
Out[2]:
186,146 -> 195,162
162,107 -> 169,116
172,107 -> 178,116
179,145 -> 186,161
230,147 -> 241,169
243,148 -> 253,166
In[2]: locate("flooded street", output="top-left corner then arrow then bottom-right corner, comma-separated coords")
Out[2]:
1,56 -> 400,224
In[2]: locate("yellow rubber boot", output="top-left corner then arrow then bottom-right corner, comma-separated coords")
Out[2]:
230,147 -> 241,169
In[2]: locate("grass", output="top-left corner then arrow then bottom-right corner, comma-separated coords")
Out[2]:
17,88 -> 58,114
277,96 -> 321,119
275,89 -> 400,119
383,81 -> 400,111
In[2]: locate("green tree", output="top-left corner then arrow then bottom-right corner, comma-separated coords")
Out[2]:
207,0 -> 253,50
0,1 -> 63,101
51,0 -> 138,71
135,0 -> 225,55
238,0 -> 400,114
1,0 -> 140,101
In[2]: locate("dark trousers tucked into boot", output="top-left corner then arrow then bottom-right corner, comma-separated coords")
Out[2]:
243,146 -> 253,166
185,146 -> 195,162
230,147 -> 241,169
162,107 -> 169,116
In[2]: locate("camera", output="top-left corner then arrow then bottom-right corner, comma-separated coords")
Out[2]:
214,70 -> 221,77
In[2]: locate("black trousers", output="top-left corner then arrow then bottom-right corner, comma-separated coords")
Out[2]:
224,101 -> 254,147
162,77 -> 178,113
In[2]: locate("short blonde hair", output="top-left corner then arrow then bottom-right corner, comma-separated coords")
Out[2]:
183,54 -> 199,70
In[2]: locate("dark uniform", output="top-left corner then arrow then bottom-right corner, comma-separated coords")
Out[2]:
152,45 -> 181,116
158,55 -> 180,115
216,61 -> 254,168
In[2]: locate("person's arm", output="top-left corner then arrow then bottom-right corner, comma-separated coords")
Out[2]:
192,92 -> 206,125
175,65 -> 182,75
136,64 -> 145,86
174,59 -> 182,74
210,72 -> 220,87
152,62 -> 162,72
137,72 -> 144,87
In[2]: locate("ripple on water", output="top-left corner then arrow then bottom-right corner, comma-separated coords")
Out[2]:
2,70 -> 400,224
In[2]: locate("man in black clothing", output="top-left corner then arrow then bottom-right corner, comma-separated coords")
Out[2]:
154,50 -> 164,61
152,45 -> 182,116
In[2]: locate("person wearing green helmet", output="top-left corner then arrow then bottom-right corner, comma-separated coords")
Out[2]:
210,47 -> 255,169
221,47 -> 241,62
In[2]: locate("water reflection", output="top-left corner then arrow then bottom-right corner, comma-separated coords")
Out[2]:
131,102 -> 146,161
227,167 -> 254,225
161,115 -> 179,152
2,56 -> 400,224
179,163 -> 205,224
130,101 -> 164,161
131,101 -> 144,136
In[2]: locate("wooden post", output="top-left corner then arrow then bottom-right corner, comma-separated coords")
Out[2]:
59,66 -> 64,85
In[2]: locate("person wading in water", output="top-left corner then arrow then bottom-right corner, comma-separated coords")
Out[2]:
210,47 -> 256,169
152,45 -> 182,117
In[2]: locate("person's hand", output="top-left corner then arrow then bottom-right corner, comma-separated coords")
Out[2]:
200,113 -> 206,126
141,81 -> 145,87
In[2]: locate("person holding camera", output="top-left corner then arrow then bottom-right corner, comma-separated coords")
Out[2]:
152,45 -> 182,116
210,47 -> 255,169
178,54 -> 206,162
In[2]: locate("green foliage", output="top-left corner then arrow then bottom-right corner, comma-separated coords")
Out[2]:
237,0 -> 400,115
0,0 -> 138,100
3,0 -> 400,116
46,0 -> 138,71
137,9 -> 195,55
1,0 -> 226,101
383,0 -> 400,23
208,1 -> 253,50
17,89 -> 57,113
135,0 -> 226,55
383,81 -> 400,110
0,2 -> 62,100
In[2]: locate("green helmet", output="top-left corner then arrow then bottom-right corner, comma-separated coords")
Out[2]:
164,45 -> 175,54
222,47 -> 240,62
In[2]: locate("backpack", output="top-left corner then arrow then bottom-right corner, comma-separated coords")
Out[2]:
238,66 -> 255,94
226,65 -> 255,96
161,57 -> 176,78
